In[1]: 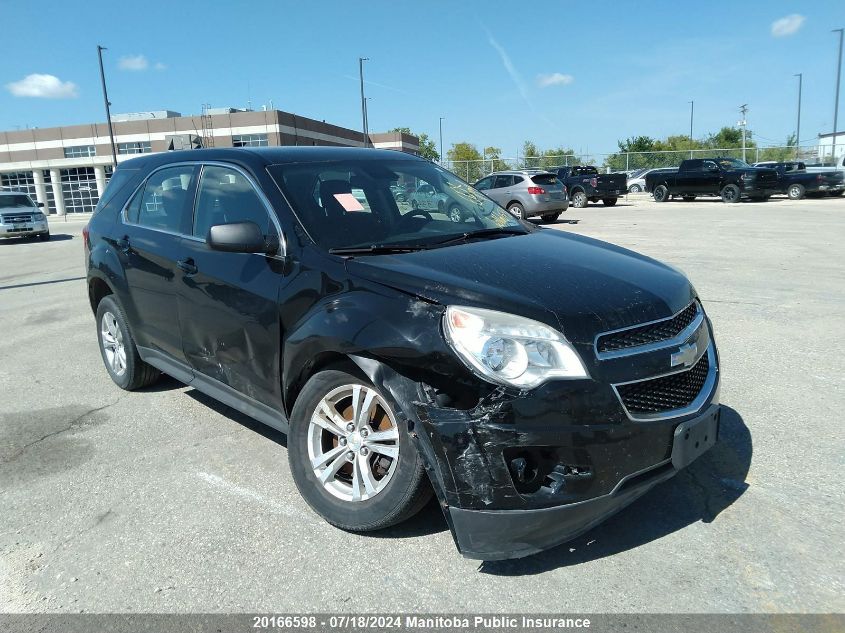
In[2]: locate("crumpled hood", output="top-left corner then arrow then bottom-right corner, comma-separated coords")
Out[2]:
346,229 -> 695,345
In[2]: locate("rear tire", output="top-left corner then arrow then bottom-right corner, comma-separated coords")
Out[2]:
787,184 -> 805,200
95,295 -> 161,390
288,369 -> 431,532
541,212 -> 561,223
628,184 -> 642,193
448,204 -> 464,223
720,184 -> 741,203
653,185 -> 669,202
602,198 -> 617,206
571,191 -> 588,208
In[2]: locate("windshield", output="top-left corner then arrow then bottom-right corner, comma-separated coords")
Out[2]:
268,159 -> 526,251
717,158 -> 751,169
0,194 -> 35,208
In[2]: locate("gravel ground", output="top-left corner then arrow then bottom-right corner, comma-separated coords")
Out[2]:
0,194 -> 843,614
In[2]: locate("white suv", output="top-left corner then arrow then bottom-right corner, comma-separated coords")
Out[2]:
0,192 -> 50,241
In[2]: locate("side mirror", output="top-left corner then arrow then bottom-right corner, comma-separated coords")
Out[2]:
36,202 -> 44,208
208,221 -> 276,254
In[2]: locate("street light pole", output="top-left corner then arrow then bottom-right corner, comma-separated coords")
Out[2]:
739,104 -> 748,163
832,29 -> 843,165
794,73 -> 803,160
97,45 -> 117,169
358,57 -> 369,148
688,100 -> 694,158
439,117 -> 445,165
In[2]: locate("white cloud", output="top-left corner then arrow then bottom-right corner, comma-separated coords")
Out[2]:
5,74 -> 78,98
771,14 -> 805,37
537,73 -> 574,88
154,62 -> 167,71
485,29 -> 531,108
118,55 -> 149,71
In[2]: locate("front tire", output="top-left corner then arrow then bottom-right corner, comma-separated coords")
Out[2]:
95,295 -> 161,390
629,184 -> 642,193
448,204 -> 464,223
541,212 -> 561,223
653,185 -> 669,202
787,184 -> 805,200
720,184 -> 741,203
571,191 -> 588,208
507,203 -> 525,219
38,231 -> 51,241
288,369 -> 431,532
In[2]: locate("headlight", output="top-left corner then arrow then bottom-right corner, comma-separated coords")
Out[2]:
32,212 -> 46,221
443,305 -> 589,389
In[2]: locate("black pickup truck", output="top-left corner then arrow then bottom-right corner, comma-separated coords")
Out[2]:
645,157 -> 778,203
752,161 -> 845,199
550,166 -> 627,208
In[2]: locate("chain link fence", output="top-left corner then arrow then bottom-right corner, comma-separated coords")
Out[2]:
444,145 -> 822,182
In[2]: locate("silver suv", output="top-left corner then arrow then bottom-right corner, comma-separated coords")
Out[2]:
0,191 -> 50,241
474,170 -> 568,222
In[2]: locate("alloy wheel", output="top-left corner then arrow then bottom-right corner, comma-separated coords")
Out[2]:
449,206 -> 463,222
307,384 -> 400,502
100,311 -> 127,376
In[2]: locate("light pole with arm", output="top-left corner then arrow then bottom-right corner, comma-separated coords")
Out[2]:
832,29 -> 843,164
97,45 -> 118,169
688,100 -> 694,158
439,117 -> 445,165
794,73 -> 802,160
359,57 -> 369,147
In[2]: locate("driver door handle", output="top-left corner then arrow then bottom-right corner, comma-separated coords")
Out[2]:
177,258 -> 198,275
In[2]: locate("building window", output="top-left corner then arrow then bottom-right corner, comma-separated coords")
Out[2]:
64,145 -> 96,158
232,134 -> 269,147
118,141 -> 152,155
61,167 -> 100,214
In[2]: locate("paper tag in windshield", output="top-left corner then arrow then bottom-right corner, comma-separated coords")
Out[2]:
333,193 -> 365,212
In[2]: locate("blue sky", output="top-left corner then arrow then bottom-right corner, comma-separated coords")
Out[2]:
1,0 -> 844,157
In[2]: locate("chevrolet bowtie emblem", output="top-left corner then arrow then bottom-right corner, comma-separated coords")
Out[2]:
671,342 -> 698,368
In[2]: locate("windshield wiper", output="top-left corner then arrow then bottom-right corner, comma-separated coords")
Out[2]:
328,244 -> 430,256
427,227 -> 528,248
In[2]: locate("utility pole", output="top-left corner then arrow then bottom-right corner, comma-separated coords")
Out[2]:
739,104 -> 748,162
97,45 -> 118,169
688,100 -> 694,158
358,57 -> 369,148
794,73 -> 803,160
832,29 -> 843,165
439,117 -> 445,165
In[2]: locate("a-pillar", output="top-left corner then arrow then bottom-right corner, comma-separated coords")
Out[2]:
49,168 -> 66,216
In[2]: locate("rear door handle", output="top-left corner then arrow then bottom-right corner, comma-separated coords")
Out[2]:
177,258 -> 198,275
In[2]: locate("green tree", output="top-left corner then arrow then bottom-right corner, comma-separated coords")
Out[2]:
755,134 -> 798,162
483,146 -> 509,172
447,142 -> 484,181
389,127 -> 439,162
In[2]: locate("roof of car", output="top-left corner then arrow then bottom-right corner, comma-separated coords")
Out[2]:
0,190 -> 33,196
118,146 -> 425,170
486,169 -> 555,176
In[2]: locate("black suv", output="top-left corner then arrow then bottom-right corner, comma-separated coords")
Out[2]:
85,147 -> 720,560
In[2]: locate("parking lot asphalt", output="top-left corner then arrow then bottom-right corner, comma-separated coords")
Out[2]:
1,195 -> 843,614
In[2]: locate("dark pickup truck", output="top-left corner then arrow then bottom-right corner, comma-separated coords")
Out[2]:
752,161 -> 845,200
645,157 -> 778,203
550,166 -> 627,208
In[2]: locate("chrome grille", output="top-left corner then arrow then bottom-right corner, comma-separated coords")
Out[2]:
596,302 -> 700,355
616,351 -> 710,416
2,213 -> 34,224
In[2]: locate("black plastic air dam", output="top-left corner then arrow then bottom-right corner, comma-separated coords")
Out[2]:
449,402 -> 720,560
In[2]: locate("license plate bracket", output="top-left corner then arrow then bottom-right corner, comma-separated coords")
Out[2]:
671,407 -> 719,470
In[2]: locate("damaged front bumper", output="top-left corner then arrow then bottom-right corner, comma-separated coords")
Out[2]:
411,379 -> 721,561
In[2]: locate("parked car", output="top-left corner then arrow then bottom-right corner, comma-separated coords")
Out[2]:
804,154 -> 845,177
645,157 -> 778,203
85,147 -> 720,561
751,161 -> 845,199
0,191 -> 50,241
473,170 -> 568,222
628,167 -> 678,193
754,161 -> 845,200
548,165 -> 627,208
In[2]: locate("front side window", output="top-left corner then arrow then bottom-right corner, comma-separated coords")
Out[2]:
193,166 -> 275,239
133,166 -> 196,233
475,176 -> 493,190
268,158 -> 524,251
